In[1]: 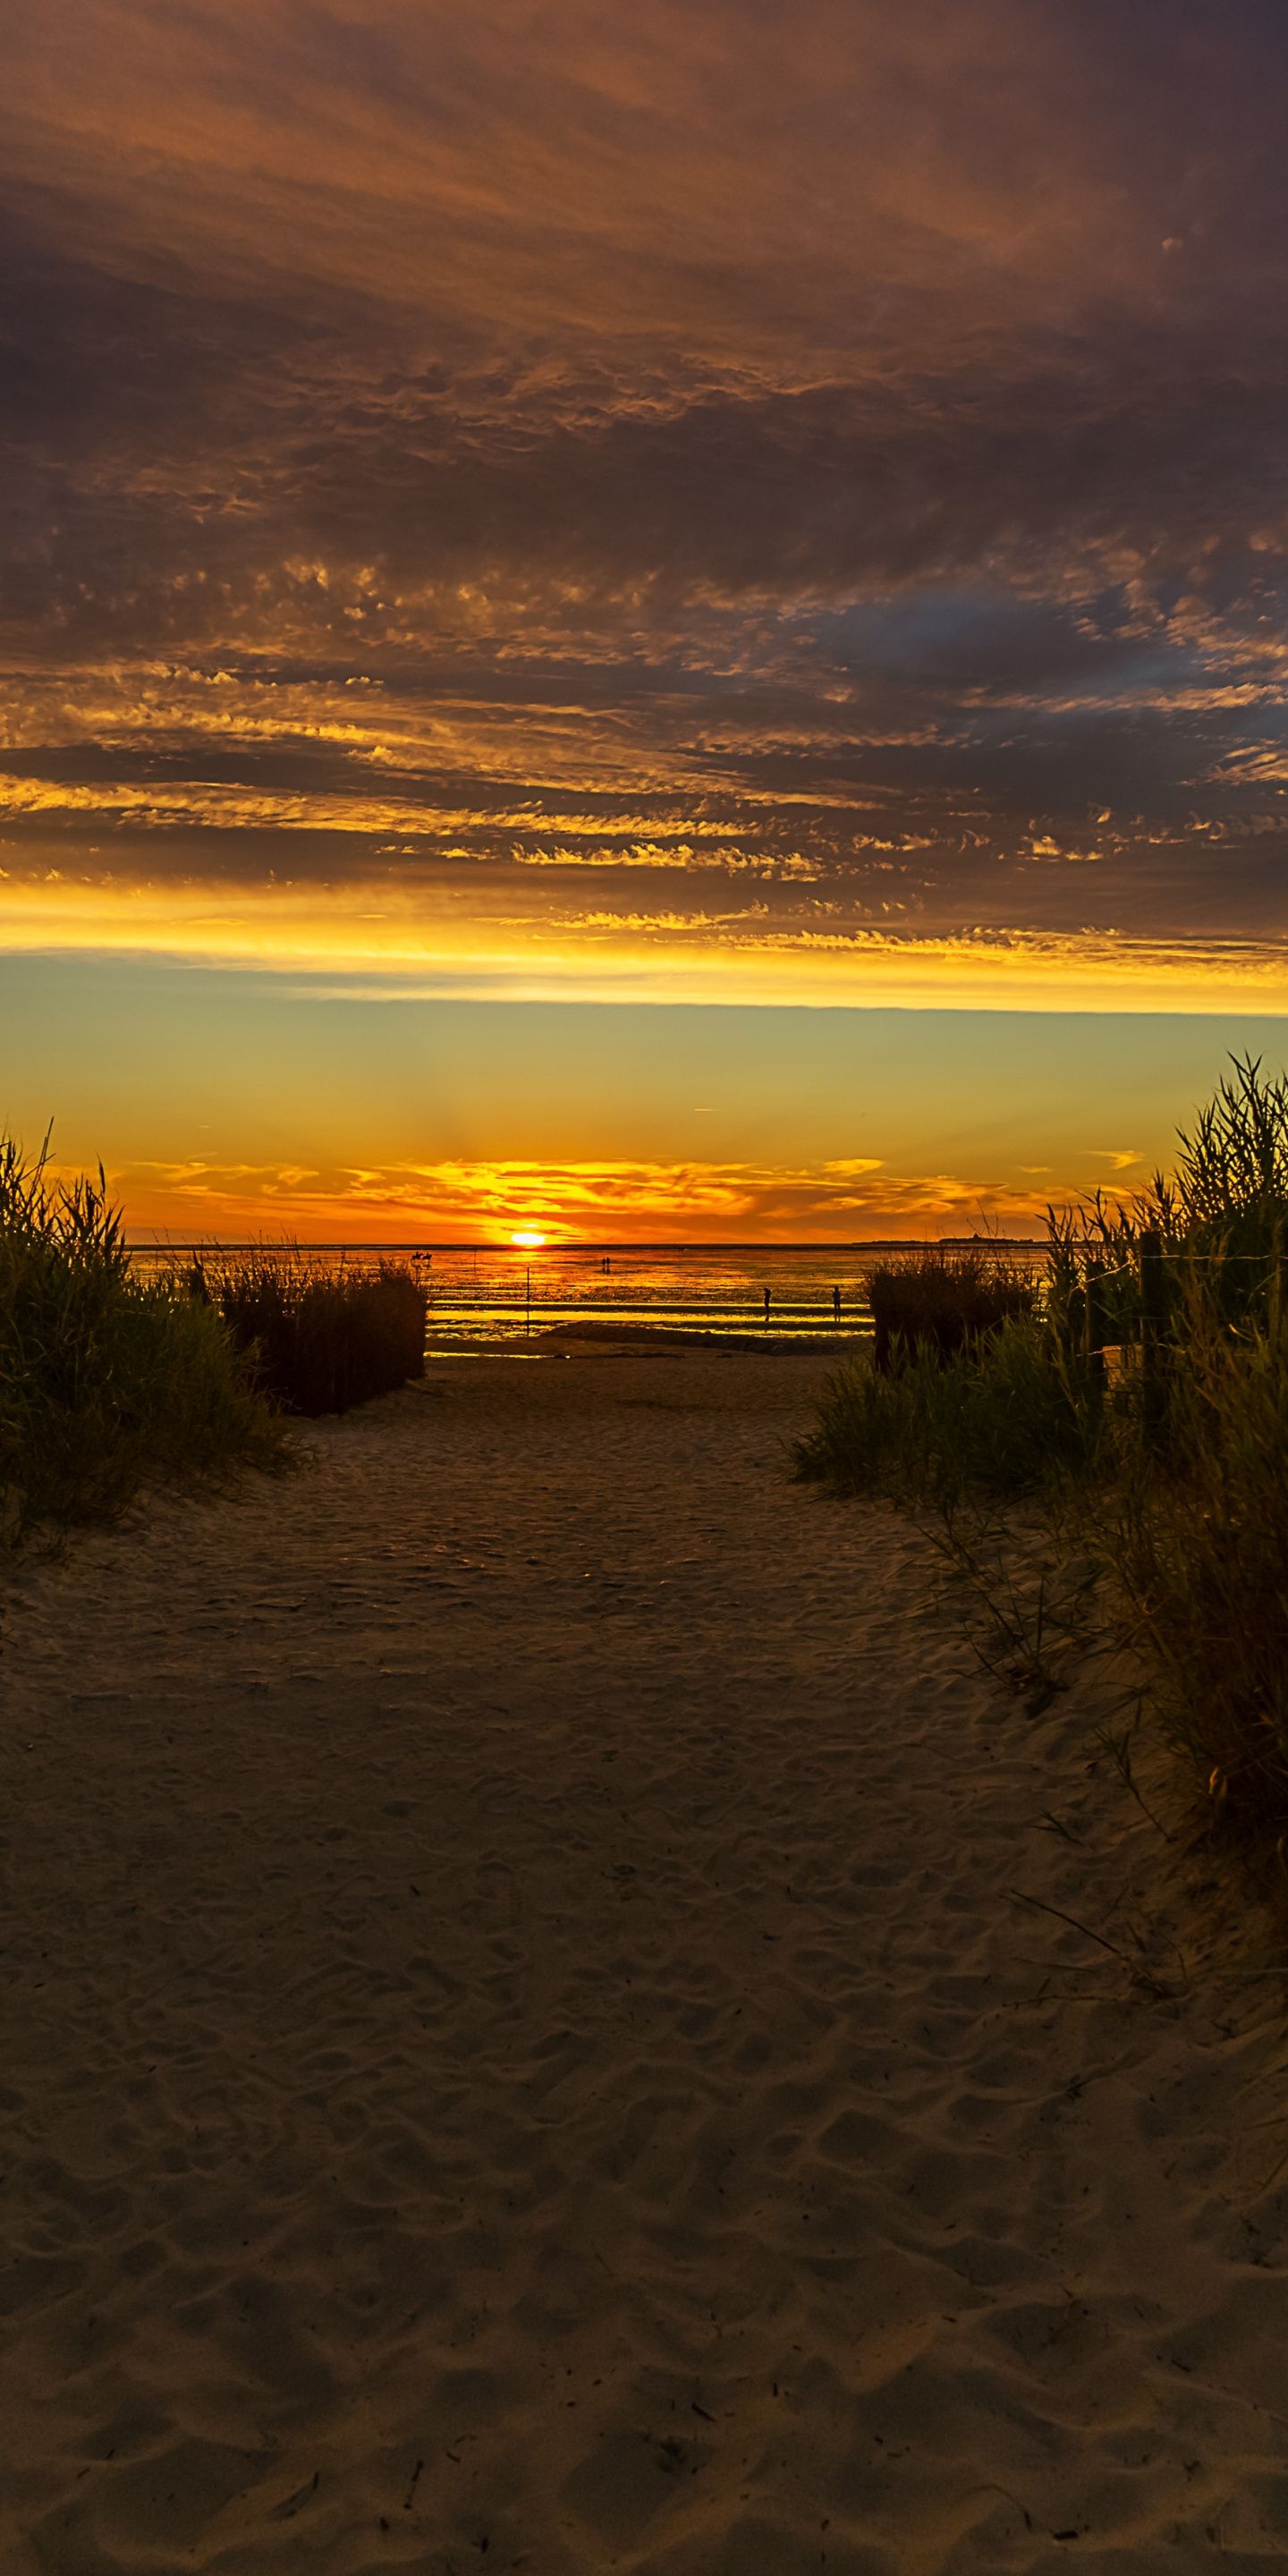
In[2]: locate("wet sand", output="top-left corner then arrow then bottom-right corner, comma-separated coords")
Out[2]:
2,1346 -> 1287,2573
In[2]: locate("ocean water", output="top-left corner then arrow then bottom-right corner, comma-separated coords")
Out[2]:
131,1239 -> 1045,1344
425,1241 -> 874,1340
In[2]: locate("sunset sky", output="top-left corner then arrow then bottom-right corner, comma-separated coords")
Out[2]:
4,1 -> 1287,1238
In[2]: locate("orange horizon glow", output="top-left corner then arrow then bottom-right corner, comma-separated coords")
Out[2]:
87,1150 -> 1089,1248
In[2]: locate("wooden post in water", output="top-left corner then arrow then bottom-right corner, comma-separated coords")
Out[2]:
526,1264 -> 531,1340
763,1286 -> 771,1331
833,1284 -> 842,1329
1140,1228 -> 1166,1437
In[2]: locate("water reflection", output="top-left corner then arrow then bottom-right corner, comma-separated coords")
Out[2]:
131,1239 -> 1045,1343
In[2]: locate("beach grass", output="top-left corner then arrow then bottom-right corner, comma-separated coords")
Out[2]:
0,1136 -> 284,1544
207,1251 -> 428,1416
795,1309 -> 1100,1510
866,1244 -> 1038,1373
798,1056 -> 1288,1844
1105,1277 -> 1288,1827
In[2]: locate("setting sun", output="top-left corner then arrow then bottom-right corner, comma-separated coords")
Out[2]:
510,1229 -> 547,1248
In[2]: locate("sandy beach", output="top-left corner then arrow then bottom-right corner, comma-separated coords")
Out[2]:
3,1344 -> 1287,2574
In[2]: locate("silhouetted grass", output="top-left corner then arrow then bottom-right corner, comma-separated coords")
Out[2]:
866,1246 -> 1038,1372
0,1137 -> 284,1544
796,1312 -> 1100,1512
798,1057 -> 1288,1849
210,1253 -> 428,1415
1107,1275 -> 1288,1830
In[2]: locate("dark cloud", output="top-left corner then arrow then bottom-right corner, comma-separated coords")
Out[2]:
2,0 -> 1287,982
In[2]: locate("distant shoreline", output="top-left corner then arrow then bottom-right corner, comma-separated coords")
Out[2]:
124,1234 -> 1049,1253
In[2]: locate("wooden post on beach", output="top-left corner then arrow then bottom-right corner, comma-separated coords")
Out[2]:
1065,1267 -> 1086,1373
833,1284 -> 842,1329
526,1264 -> 531,1340
1085,1256 -> 1107,1397
1140,1229 -> 1166,1437
763,1286 -> 771,1330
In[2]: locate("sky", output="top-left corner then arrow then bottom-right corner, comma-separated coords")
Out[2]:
3,1 -> 1287,1238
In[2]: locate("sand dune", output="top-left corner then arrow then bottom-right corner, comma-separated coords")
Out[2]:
2,1346 -> 1287,2573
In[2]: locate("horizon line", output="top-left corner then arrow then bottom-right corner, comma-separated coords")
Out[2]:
125,1233 -> 1051,1251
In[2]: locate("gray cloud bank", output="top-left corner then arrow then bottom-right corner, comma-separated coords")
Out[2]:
2,0 -> 1287,961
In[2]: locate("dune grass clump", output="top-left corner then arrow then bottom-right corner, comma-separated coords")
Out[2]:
798,1246 -> 1065,1509
211,1254 -> 428,1416
796,1310 -> 1100,1512
797,1058 -> 1288,1851
1107,1279 -> 1288,1830
866,1246 -> 1038,1373
0,1136 -> 283,1544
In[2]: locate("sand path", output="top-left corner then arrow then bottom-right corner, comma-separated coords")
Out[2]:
2,1348 -> 1287,2574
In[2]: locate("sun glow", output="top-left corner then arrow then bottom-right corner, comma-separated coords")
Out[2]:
510,1228 -> 547,1248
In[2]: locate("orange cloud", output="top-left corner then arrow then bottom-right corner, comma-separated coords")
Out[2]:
110,1148 -> 1052,1245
